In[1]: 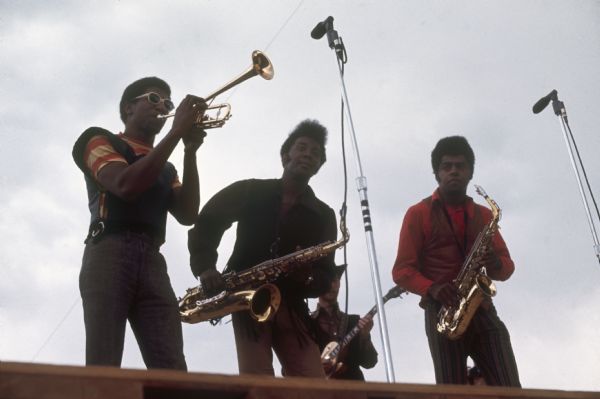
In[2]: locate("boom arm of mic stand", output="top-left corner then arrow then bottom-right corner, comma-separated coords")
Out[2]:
328,41 -> 396,383
553,100 -> 600,264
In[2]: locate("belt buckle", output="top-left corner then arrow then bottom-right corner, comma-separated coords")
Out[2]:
91,220 -> 105,238
86,220 -> 106,243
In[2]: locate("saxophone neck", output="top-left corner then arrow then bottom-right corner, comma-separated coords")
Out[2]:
339,220 -> 350,244
456,224 -> 490,281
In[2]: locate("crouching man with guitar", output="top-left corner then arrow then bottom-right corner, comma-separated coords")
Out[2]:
311,265 -> 378,380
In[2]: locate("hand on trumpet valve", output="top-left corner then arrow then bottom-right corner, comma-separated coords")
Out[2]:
171,94 -> 207,138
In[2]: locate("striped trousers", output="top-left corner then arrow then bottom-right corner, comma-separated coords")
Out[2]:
424,301 -> 521,386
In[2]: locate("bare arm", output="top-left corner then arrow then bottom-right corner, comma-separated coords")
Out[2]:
97,95 -> 205,202
170,128 -> 207,225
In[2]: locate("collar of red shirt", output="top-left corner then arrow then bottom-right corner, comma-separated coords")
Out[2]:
431,188 -> 476,218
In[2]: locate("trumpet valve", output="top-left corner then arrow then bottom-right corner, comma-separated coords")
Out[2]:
196,103 -> 232,128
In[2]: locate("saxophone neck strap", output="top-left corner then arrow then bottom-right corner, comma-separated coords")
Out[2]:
440,202 -> 468,258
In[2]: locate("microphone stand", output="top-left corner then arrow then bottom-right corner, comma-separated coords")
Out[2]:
543,92 -> 600,264
320,26 -> 396,382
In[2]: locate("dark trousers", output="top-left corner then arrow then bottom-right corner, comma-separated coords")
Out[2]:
232,299 -> 324,377
79,232 -> 186,370
424,301 -> 520,386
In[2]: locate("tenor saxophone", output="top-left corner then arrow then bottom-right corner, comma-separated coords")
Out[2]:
179,226 -> 349,324
436,185 -> 499,340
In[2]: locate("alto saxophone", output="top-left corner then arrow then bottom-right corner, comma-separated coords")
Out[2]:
179,225 -> 349,324
436,185 -> 499,340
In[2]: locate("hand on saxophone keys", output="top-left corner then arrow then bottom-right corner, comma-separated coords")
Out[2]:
428,282 -> 459,308
473,247 -> 502,273
199,269 -> 226,297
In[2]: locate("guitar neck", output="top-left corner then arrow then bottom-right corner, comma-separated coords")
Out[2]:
327,286 -> 404,360
333,306 -> 377,353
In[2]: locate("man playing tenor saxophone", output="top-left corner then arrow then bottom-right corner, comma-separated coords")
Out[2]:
188,119 -> 338,377
392,136 -> 521,386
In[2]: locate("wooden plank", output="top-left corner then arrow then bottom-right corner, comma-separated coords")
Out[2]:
1,362 -> 598,399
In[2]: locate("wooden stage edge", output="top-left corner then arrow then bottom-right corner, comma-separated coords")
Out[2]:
1,362 -> 598,399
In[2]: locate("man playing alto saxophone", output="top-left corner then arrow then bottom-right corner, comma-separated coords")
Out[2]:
392,136 -> 521,386
188,120 -> 338,377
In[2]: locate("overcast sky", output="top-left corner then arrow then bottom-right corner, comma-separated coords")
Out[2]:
1,0 -> 599,392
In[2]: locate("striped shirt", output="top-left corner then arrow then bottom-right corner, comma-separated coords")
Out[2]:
83,133 -> 181,188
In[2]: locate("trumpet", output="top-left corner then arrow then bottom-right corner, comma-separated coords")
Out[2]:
158,50 -> 274,128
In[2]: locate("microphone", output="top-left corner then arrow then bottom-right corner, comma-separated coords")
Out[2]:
311,16 -> 334,39
532,89 -> 558,114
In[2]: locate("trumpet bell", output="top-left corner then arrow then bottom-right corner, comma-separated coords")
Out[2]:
204,50 -> 274,101
251,50 -> 274,81
157,50 -> 274,129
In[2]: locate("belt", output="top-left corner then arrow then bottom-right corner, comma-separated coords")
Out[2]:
85,220 -> 161,245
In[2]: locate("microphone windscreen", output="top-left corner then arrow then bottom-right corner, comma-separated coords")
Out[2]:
532,89 -> 557,114
310,16 -> 333,39
311,24 -> 326,39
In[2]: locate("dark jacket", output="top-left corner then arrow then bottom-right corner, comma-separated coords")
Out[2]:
312,306 -> 378,381
188,178 -> 338,300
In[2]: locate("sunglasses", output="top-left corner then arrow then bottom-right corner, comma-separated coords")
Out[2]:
133,92 -> 175,111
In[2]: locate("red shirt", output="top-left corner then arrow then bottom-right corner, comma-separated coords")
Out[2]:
392,189 -> 514,297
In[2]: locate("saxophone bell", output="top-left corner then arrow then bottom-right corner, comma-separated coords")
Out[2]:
180,283 -> 281,324
249,283 -> 281,322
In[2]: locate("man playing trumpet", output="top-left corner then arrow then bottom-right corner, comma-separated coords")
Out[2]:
73,77 -> 207,369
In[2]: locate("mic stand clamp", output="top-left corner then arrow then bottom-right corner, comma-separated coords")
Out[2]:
326,29 -> 345,62
552,98 -> 568,124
